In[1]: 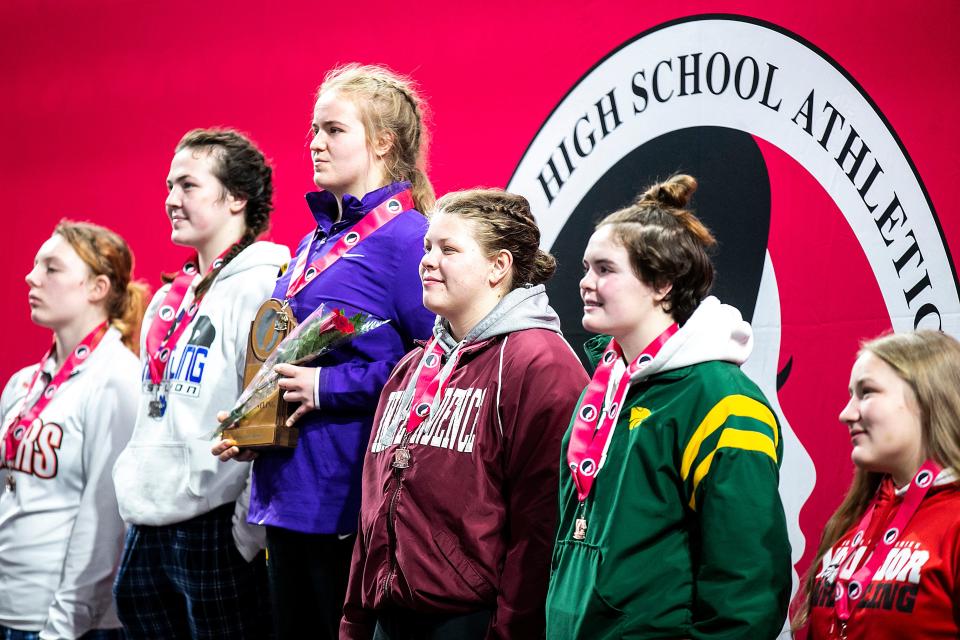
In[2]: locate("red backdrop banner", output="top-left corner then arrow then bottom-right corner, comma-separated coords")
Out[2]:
3,0 -> 958,590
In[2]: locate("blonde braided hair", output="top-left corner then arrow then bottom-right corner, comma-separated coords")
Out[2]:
434,188 -> 556,290
318,64 -> 435,213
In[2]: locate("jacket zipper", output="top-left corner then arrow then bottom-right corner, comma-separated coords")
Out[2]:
384,430 -> 414,597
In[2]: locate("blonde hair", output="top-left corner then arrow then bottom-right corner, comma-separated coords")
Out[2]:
597,174 -> 716,324
54,220 -> 149,354
434,188 -> 556,290
318,63 -> 435,213
792,330 -> 960,631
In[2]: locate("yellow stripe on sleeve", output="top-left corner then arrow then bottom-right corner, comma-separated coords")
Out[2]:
680,394 -> 778,481
688,428 -> 778,509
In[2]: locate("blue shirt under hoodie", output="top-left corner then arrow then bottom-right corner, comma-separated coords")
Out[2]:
248,182 -> 435,534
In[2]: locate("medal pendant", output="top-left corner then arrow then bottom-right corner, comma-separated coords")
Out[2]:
4,474 -> 15,493
148,383 -> 169,419
148,396 -> 167,419
274,303 -> 291,332
391,447 -> 411,469
573,517 -> 587,540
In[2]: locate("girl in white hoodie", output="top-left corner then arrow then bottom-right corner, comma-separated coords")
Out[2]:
112,129 -> 289,639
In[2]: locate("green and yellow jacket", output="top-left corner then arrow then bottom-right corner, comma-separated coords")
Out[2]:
546,297 -> 791,640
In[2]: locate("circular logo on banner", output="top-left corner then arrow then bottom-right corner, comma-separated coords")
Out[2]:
183,262 -> 197,275
848,581 -> 863,600
424,353 -> 440,369
579,458 -> 598,476
74,345 -> 90,359
344,231 -> 361,246
602,350 -> 617,365
579,404 -> 598,422
415,402 -> 431,418
43,384 -> 57,399
883,527 -> 899,544
508,14 -> 959,578
305,267 -> 318,282
159,305 -> 176,322
916,469 -> 935,488
387,198 -> 403,213
159,348 -> 171,362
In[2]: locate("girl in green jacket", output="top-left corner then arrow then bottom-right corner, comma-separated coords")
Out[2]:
546,174 -> 791,640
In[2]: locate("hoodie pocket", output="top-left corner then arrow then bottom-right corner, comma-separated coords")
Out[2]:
114,442 -> 204,522
433,529 -> 497,601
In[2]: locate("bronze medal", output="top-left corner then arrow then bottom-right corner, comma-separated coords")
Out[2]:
573,517 -> 587,540
392,447 -> 411,469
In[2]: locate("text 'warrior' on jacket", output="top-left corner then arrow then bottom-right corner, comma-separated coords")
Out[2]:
807,470 -> 960,640
546,297 -> 792,640
342,285 -> 589,640
249,182 -> 435,535
113,241 -> 289,561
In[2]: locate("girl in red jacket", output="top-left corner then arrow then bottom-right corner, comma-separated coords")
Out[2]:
341,189 -> 589,639
795,330 -> 960,639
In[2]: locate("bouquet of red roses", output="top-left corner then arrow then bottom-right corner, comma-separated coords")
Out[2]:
217,304 -> 387,432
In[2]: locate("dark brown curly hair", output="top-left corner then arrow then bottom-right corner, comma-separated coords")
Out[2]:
597,174 -> 716,324
172,128 -> 274,296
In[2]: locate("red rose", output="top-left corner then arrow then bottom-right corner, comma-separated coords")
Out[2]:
332,310 -> 355,334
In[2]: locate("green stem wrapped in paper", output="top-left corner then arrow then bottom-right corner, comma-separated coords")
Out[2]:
217,304 -> 388,434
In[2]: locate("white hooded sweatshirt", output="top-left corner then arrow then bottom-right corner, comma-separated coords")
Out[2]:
113,240 -> 289,560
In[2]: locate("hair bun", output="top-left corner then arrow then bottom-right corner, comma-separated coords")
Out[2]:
639,174 -> 697,209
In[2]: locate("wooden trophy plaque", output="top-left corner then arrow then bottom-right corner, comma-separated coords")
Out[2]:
222,298 -> 299,448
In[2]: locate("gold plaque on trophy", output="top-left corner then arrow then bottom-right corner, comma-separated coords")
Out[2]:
222,298 -> 300,448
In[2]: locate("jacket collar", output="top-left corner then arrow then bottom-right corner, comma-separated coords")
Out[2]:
304,181 -> 411,232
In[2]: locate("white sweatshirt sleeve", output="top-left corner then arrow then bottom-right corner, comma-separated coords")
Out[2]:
40,372 -> 136,639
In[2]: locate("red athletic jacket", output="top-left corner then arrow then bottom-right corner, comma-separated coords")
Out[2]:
341,288 -> 588,639
807,473 -> 960,639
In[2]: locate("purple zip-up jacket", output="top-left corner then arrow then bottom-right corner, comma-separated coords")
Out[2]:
248,182 -> 435,534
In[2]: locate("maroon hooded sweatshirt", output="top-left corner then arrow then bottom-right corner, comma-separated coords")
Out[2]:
341,285 -> 588,639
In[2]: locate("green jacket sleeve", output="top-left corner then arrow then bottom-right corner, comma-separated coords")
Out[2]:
691,448 -> 791,639
681,393 -> 791,640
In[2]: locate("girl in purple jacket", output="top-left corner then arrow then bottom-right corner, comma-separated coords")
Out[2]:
215,64 -> 436,639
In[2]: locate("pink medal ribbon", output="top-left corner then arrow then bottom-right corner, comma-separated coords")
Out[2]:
566,323 -> 678,539
832,459 -> 941,637
144,247 -> 233,418
2,321 -> 108,490
389,337 -> 467,470
285,190 -> 413,300
145,248 -> 232,386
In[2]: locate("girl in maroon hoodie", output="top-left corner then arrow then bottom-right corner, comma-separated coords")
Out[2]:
341,189 -> 589,639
